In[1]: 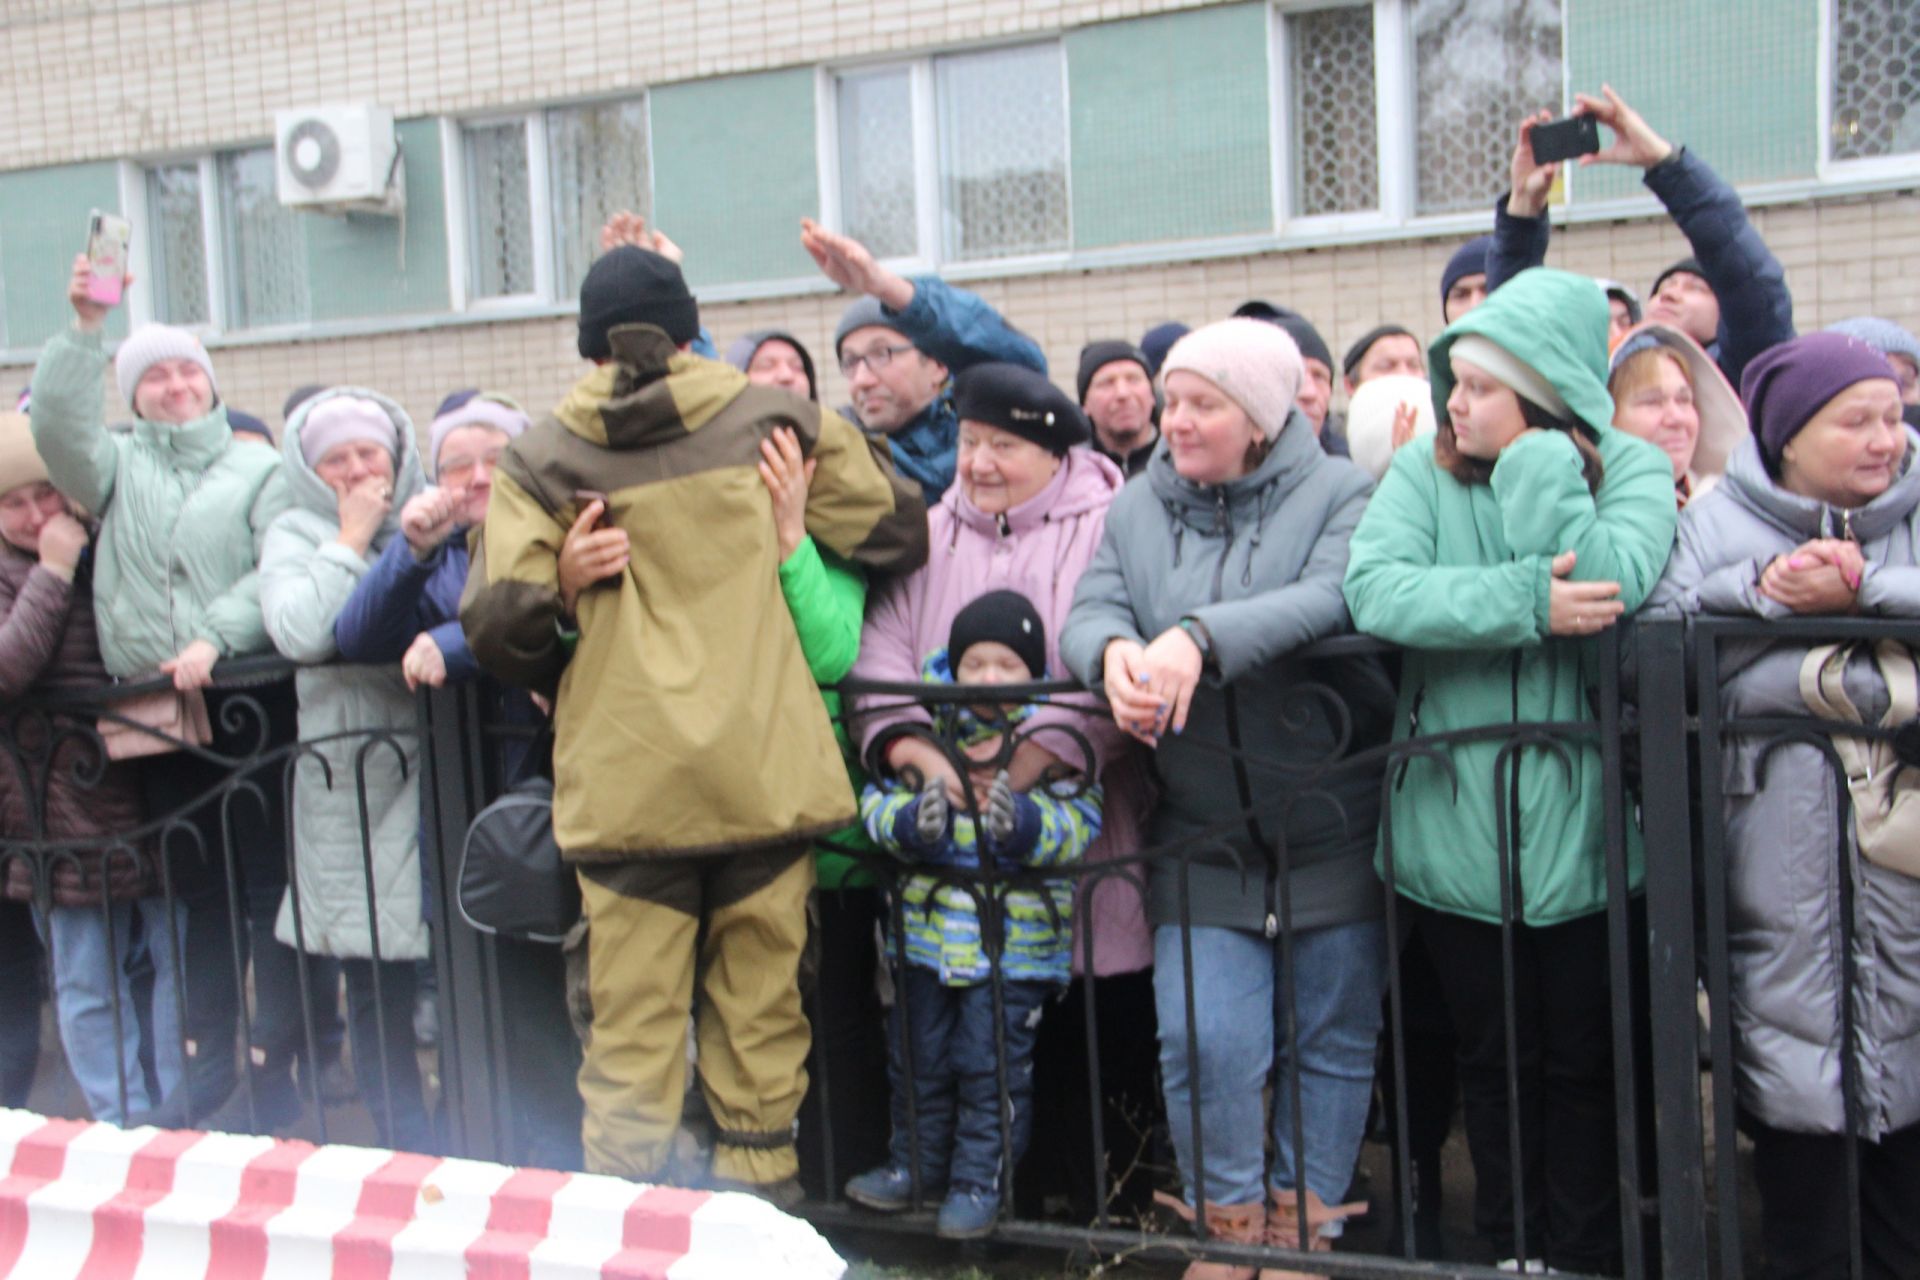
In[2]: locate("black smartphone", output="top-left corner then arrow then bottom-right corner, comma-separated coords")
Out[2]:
1530,115 -> 1601,165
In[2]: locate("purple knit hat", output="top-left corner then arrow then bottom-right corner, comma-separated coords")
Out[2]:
1741,332 -> 1900,467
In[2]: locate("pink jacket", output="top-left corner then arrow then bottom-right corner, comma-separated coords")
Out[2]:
852,447 -> 1153,976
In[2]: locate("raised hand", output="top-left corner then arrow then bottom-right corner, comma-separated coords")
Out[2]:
36,512 -> 89,581
757,427 -> 816,560
1508,109 -> 1560,219
599,211 -> 684,264
798,218 -> 915,310
400,486 -> 461,556
1574,84 -> 1674,170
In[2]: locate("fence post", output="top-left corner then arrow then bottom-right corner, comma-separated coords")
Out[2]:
418,682 -> 504,1162
1634,619 -> 1708,1275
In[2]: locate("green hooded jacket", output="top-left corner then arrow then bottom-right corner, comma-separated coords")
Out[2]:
28,328 -> 290,677
776,535 -> 877,888
1342,269 -> 1677,925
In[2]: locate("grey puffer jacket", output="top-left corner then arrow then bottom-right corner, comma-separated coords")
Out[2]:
260,389 -> 429,962
1644,433 -> 1920,1138
1062,412 -> 1392,935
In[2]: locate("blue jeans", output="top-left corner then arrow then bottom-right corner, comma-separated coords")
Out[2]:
887,967 -> 1053,1195
1154,918 -> 1386,1207
34,899 -> 186,1124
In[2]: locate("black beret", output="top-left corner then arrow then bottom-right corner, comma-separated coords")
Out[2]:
952,362 -> 1090,455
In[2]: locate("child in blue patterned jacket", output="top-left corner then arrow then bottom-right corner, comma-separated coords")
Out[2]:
844,589 -> 1102,1239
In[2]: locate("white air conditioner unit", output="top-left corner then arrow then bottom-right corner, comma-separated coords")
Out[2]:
274,104 -> 404,214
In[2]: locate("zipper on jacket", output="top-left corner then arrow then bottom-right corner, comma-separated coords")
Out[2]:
1206,485 -> 1280,936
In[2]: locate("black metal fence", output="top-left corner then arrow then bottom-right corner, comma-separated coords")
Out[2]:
2,617 -> 1912,1278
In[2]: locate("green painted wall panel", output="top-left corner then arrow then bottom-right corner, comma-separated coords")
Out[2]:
304,119 -> 450,321
651,69 -> 820,287
1067,4 -> 1273,249
0,163 -> 128,348
1568,0 -> 1817,203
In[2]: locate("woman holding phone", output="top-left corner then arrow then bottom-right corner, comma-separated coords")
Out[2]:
30,253 -> 298,1130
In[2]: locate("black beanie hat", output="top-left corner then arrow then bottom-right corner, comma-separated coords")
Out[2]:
1232,301 -> 1334,372
1341,324 -> 1418,380
1440,236 -> 1492,308
282,384 -> 325,424
1650,257 -> 1708,299
952,362 -> 1090,455
1076,340 -> 1152,404
577,247 -> 701,360
948,590 -> 1047,679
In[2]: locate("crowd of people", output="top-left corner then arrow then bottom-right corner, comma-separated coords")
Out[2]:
2,88 -> 1918,1280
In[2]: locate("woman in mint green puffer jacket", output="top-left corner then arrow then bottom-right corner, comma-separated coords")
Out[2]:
1342,268 -> 1677,1273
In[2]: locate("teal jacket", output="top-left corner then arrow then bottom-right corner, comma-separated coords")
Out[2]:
28,329 -> 289,677
861,651 -> 1102,985
1342,269 -> 1678,925
776,535 -> 876,889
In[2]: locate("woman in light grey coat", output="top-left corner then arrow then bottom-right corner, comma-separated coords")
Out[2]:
1644,332 -> 1920,1279
260,387 -> 431,1152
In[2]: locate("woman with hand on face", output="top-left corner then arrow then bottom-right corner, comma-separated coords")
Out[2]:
29,253 -> 296,1129
0,412 -> 183,1125
1644,332 -> 1920,1280
260,389 -> 435,1153
1343,268 -> 1678,1275
1062,319 -> 1391,1278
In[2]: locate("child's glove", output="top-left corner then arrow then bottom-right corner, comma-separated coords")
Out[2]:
981,770 -> 1019,844
913,775 -> 951,847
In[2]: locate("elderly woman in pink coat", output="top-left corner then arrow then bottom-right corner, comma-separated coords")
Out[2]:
849,361 -> 1155,1219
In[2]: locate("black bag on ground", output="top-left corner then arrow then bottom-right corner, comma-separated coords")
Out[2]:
458,777 -> 578,943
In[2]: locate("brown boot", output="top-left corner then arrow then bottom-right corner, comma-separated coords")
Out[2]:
1258,1189 -> 1368,1280
1156,1191 -> 1266,1280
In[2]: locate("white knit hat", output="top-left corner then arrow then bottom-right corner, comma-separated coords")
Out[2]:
1158,318 -> 1305,442
114,324 -> 218,413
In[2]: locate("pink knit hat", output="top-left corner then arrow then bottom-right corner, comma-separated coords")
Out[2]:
1158,318 -> 1305,441
300,395 -> 398,469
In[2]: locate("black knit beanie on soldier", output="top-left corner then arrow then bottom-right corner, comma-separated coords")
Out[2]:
948,590 -> 1048,680
577,246 -> 701,360
952,362 -> 1090,455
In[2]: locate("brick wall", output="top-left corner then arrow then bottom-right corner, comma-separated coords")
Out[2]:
5,190 -> 1913,441
2,0 -> 1213,169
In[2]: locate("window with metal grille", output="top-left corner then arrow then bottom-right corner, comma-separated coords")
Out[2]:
936,44 -> 1070,261
218,147 -> 309,329
1412,0 -> 1563,216
1288,5 -> 1380,217
465,122 -> 535,300
836,68 -> 920,260
1830,0 -> 1919,160
833,43 -> 1070,265
547,98 -> 650,297
146,163 -> 209,326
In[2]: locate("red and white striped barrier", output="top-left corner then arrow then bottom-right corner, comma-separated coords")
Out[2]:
0,1109 -> 846,1279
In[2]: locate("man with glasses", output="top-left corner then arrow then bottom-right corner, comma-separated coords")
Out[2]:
803,218 -> 1048,504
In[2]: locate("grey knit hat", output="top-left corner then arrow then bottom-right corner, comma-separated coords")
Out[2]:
832,296 -> 907,358
115,324 -> 218,412
1826,317 -> 1920,371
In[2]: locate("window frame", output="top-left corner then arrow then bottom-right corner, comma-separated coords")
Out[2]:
820,39 -> 1074,275
1817,0 -> 1919,182
1268,0 -> 1568,234
448,110 -> 555,314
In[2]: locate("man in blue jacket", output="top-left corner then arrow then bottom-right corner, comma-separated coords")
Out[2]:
1487,85 -> 1794,392
801,218 -> 1047,504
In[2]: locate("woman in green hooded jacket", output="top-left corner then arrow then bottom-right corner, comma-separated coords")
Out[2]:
29,256 -> 309,1130
1342,268 -> 1676,1273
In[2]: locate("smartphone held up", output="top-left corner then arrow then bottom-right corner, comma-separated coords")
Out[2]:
85,210 -> 132,307
1529,115 -> 1601,165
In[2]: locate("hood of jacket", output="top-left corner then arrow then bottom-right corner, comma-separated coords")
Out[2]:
1146,405 -> 1324,535
1431,267 -> 1615,435
1716,428 -> 1920,544
937,444 -> 1124,545
280,387 -> 427,535
1609,320 -> 1749,484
